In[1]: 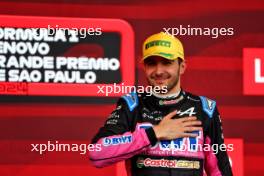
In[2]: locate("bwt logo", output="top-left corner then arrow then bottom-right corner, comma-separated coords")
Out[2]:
103,135 -> 132,146
243,48 -> 264,95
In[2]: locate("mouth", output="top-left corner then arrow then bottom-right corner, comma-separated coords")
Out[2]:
153,78 -> 167,84
150,73 -> 170,85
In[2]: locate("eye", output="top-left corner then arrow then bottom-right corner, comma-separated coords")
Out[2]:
161,60 -> 173,65
144,60 -> 156,66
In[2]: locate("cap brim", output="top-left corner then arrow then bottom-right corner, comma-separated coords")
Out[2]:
142,53 -> 183,62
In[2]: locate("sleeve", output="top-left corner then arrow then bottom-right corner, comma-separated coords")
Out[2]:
200,97 -> 233,176
89,94 -> 158,168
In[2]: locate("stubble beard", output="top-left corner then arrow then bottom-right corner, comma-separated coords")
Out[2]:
147,70 -> 180,94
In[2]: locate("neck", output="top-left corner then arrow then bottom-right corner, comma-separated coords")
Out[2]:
153,89 -> 181,99
165,79 -> 181,95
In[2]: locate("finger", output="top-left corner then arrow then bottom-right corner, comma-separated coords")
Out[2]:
181,116 -> 197,122
184,126 -> 203,132
164,110 -> 177,120
182,120 -> 202,127
181,132 -> 199,138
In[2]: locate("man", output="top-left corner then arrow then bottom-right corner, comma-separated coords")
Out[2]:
89,32 -> 233,176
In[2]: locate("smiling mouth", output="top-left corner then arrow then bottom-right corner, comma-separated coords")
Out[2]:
154,78 -> 167,84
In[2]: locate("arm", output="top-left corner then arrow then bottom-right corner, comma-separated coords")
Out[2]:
89,94 -> 157,168
203,104 -> 233,176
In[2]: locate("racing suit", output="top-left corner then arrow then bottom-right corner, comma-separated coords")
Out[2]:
89,90 -> 233,176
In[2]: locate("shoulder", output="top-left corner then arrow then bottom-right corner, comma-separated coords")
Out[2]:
120,91 -> 139,112
185,91 -> 217,118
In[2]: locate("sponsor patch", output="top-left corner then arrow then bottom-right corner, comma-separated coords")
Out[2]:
145,40 -> 171,49
137,157 -> 200,169
103,135 -> 132,146
107,111 -> 120,119
116,105 -> 122,110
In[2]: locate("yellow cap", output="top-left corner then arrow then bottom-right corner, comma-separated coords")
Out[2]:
142,32 -> 184,61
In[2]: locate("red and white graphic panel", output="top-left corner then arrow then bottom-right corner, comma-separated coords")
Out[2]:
243,48 -> 264,95
0,15 -> 135,97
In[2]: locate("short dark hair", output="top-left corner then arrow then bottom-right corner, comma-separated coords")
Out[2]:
177,58 -> 183,65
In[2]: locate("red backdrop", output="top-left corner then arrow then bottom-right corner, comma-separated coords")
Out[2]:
0,0 -> 264,175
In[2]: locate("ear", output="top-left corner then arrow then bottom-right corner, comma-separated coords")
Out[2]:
179,61 -> 186,74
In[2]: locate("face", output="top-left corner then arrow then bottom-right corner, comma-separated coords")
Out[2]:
144,56 -> 186,93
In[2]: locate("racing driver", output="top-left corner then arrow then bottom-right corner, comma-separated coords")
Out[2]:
89,32 -> 233,176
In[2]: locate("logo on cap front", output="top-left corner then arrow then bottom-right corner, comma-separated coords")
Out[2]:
145,40 -> 171,49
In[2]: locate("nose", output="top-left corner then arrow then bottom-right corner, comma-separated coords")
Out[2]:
155,63 -> 165,75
